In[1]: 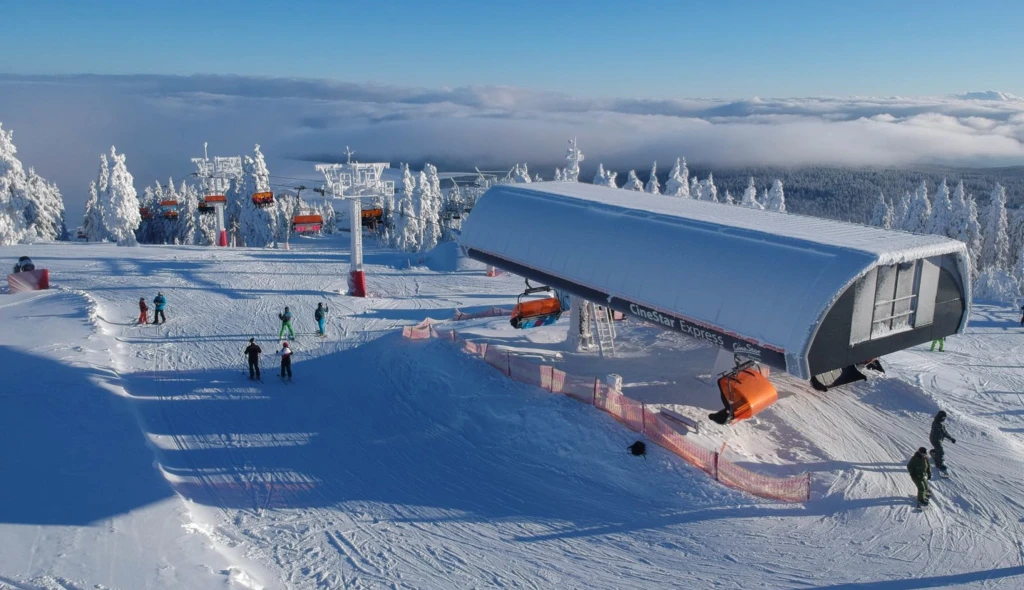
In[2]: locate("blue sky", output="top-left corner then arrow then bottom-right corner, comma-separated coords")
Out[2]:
1,0 -> 1020,98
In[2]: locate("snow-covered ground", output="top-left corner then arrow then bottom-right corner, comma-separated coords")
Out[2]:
1,233 -> 1022,589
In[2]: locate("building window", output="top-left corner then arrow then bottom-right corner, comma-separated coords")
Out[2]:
849,257 -> 941,345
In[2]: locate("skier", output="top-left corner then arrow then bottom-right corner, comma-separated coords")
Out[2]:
930,337 -> 945,352
278,306 -> 295,339
278,341 -> 293,380
929,410 -> 956,474
152,292 -> 167,325
138,297 -> 148,324
907,447 -> 932,507
314,302 -> 329,337
244,337 -> 262,381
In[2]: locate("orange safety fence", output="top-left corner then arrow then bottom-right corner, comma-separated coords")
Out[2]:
404,322 -> 811,503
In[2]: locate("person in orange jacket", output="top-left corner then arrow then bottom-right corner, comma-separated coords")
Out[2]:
138,297 -> 148,324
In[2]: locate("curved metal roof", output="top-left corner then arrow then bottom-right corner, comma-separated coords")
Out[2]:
460,182 -> 969,379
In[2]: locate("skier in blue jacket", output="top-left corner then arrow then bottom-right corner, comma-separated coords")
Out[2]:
152,292 -> 167,324
314,302 -> 329,337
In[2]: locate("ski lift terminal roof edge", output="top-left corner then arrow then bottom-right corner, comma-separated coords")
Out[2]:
459,182 -> 970,382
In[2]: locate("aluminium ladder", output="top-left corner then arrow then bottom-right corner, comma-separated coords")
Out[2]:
589,302 -> 616,358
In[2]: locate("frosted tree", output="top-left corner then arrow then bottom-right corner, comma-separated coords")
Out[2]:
868,193 -> 894,229
644,161 -> 661,194
765,179 -> 786,212
740,177 -> 764,210
593,164 -> 607,186
24,167 -> 66,241
393,164 -> 421,252
699,174 -> 718,203
0,122 -> 31,244
563,138 -> 584,182
928,178 -> 953,237
1014,247 -> 1024,299
1007,209 -> 1024,268
593,164 -> 617,187
689,176 -> 700,200
554,168 -> 564,182
965,195 -> 983,279
533,173 -> 543,182
623,170 -> 644,191
176,179 -> 199,245
723,189 -> 735,205
197,192 -> 217,246
981,183 -> 1010,271
893,191 -> 912,230
81,181 -> 107,242
421,163 -> 443,249
98,147 -> 141,246
664,158 -> 690,197
237,145 -> 278,247
902,181 -> 932,234
512,163 -> 532,183
321,199 -> 337,234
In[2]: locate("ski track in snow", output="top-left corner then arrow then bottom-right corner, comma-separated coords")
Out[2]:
2,235 -> 1023,589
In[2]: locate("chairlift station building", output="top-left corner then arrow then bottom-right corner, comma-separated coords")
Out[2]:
460,182 -> 970,382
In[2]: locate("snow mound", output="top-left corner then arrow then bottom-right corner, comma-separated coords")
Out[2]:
420,241 -> 484,272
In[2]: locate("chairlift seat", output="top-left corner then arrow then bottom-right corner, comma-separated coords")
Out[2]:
510,296 -> 562,329
717,361 -> 777,423
252,191 -> 274,207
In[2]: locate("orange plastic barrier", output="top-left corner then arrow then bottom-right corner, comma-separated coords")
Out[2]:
8,269 -> 50,293
409,326 -> 811,503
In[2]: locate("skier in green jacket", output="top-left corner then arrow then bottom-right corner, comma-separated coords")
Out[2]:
278,307 -> 295,339
907,447 -> 932,506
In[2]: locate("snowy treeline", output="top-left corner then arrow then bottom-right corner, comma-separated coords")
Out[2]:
0,123 -> 67,245
865,179 -> 1024,302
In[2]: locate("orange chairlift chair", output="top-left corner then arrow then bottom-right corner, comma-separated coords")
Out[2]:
252,191 -> 274,208
708,359 -> 778,425
292,211 -> 324,234
160,200 -> 179,220
509,280 -> 563,329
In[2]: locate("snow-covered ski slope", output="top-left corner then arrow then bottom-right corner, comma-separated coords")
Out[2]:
0,234 -> 1022,589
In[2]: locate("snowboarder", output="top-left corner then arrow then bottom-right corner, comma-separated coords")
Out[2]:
278,307 -> 295,339
138,297 -> 148,324
314,302 -> 329,337
907,447 -> 932,507
244,337 -> 262,380
929,410 -> 956,474
278,341 -> 293,380
930,337 -> 945,352
152,292 -> 167,324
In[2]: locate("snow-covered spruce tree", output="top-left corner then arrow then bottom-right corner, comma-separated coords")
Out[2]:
623,170 -> 643,191
699,174 -> 718,203
868,193 -> 894,229
893,191 -> 912,230
554,168 -> 564,182
82,180 -> 107,242
973,266 -> 1018,303
0,122 -> 30,244
690,176 -> 701,201
740,177 -> 764,209
1013,247 -> 1024,299
1006,208 -> 1024,268
902,181 -> 931,234
981,183 -> 1010,271
965,194 -> 983,280
148,181 -> 171,244
176,180 -> 199,245
99,147 -> 141,246
422,163 -> 443,248
593,164 -> 607,186
238,145 -> 278,248
765,179 -> 785,212
664,158 -> 690,197
443,181 -> 465,239
197,191 -> 217,246
644,161 -> 660,194
512,163 -> 532,183
394,164 -> 422,252
593,164 -> 617,187
928,178 -> 953,237
723,189 -> 735,205
24,167 -> 66,241
563,138 -> 583,182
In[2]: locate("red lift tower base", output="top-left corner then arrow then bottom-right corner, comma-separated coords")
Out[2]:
349,270 -> 367,297
218,229 -> 228,247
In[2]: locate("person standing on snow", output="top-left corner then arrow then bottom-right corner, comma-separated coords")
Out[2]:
152,292 -> 167,325
907,447 -> 932,506
278,306 -> 295,339
278,341 -> 293,380
244,337 -> 262,380
138,297 -> 148,325
929,410 -> 956,474
314,302 -> 329,337
930,337 -> 945,352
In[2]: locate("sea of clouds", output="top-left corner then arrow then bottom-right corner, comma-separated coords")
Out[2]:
1,74 -> 1022,214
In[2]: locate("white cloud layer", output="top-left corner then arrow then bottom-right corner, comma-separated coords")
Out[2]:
0,74 -> 1022,215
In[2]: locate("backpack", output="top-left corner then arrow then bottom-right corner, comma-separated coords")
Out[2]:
627,441 -> 646,457
314,308 -> 323,321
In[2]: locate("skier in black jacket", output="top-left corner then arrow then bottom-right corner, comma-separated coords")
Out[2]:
929,410 -> 956,474
244,337 -> 262,380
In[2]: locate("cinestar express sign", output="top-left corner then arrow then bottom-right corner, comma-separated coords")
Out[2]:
613,299 -> 787,371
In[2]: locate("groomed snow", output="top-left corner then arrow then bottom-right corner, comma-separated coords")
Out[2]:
0,234 -> 1021,589
460,182 -> 970,378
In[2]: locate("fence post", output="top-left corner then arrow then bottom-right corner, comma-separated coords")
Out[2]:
506,351 -> 512,377
592,378 -> 599,406
806,473 -> 812,501
713,452 -> 720,481
641,403 -> 646,434
546,366 -> 553,393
